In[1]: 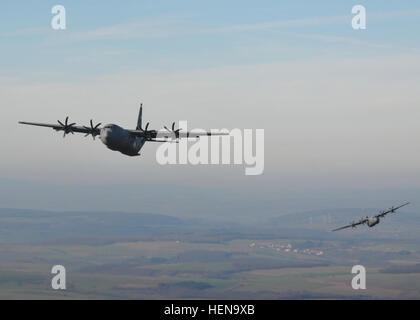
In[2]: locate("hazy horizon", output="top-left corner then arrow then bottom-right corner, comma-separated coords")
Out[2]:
1,1 -> 419,220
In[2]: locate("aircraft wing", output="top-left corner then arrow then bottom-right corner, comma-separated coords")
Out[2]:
177,131 -> 229,138
128,129 -> 229,141
375,202 -> 410,218
19,121 -> 91,133
19,120 -> 101,138
332,218 -> 367,232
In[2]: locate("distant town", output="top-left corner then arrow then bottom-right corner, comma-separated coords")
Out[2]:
249,242 -> 324,256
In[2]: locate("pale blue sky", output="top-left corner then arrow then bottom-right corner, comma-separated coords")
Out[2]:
0,1 -> 419,218
1,1 -> 420,80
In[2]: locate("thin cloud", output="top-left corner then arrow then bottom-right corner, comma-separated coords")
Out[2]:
56,9 -> 420,47
66,15 -> 196,41
0,27 -> 50,37
5,9 -> 420,42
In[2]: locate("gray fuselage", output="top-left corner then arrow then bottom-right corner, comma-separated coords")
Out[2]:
367,217 -> 380,227
99,124 -> 146,156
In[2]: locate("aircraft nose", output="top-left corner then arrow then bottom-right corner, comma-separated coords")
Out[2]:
99,127 -> 111,143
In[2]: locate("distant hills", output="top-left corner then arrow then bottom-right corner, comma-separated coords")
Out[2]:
266,207 -> 420,240
0,208 -> 186,244
0,208 -> 183,224
268,207 -> 419,226
0,206 -> 418,245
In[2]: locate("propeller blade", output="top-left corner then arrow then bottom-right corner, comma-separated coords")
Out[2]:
163,122 -> 182,138
83,119 -> 101,140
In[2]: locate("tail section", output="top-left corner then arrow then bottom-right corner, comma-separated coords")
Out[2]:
136,103 -> 143,130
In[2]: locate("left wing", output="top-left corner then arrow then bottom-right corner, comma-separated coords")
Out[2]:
177,131 -> 229,138
332,218 -> 367,232
374,202 -> 410,218
128,129 -> 229,141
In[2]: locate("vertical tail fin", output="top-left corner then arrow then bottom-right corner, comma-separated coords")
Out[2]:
136,103 -> 143,130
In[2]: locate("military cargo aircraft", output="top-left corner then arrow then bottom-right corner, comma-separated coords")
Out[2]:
332,202 -> 410,231
19,103 -> 228,156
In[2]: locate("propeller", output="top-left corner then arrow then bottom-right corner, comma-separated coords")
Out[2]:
138,122 -> 157,141
57,116 -> 76,138
361,209 -> 369,222
164,122 -> 182,139
83,119 -> 102,140
139,122 -> 150,132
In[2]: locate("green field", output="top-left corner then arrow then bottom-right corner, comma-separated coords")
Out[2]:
0,237 -> 419,299
0,209 -> 419,299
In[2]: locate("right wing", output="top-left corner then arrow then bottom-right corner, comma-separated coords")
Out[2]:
19,121 -> 93,134
19,119 -> 101,138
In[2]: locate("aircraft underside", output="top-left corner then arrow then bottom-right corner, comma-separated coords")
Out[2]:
100,124 -> 146,156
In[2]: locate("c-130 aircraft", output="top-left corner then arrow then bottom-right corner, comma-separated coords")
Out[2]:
19,103 -> 228,156
332,202 -> 410,232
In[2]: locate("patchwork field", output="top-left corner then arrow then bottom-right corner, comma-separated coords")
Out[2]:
0,209 -> 419,299
0,238 -> 419,299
